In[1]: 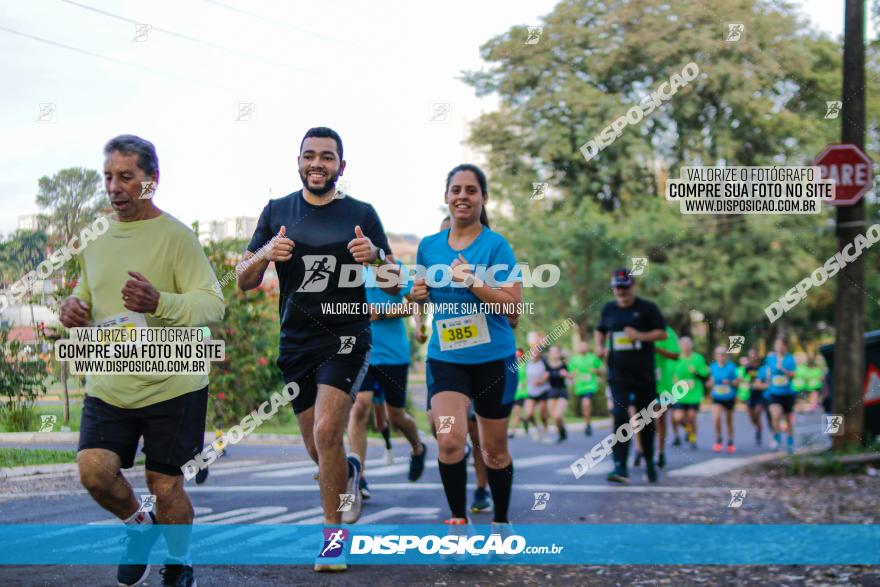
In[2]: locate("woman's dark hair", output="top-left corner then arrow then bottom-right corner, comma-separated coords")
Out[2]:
104,134 -> 159,177
445,163 -> 490,227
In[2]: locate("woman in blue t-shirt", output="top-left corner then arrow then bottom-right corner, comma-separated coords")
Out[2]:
410,164 -> 521,532
764,336 -> 798,453
708,346 -> 742,454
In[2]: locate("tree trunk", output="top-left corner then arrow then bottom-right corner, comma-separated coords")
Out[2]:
61,361 -> 70,425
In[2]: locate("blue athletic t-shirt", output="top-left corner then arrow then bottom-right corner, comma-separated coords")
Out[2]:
417,226 -> 518,364
710,361 -> 739,400
764,352 -> 797,396
365,261 -> 412,365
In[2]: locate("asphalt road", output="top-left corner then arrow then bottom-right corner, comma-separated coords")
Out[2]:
0,409 -> 833,586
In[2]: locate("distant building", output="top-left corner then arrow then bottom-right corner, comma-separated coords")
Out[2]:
197,217 -> 258,244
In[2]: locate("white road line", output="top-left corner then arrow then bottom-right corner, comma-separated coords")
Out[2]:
90,506 -> 214,525
357,507 -> 441,524
197,506 -> 287,524
554,461 -> 613,476
254,506 -> 324,524
667,457 -> 752,477
177,483 -> 730,494
254,456 -> 405,479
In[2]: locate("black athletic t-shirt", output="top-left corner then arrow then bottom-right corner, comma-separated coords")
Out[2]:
597,297 -> 666,386
545,360 -> 568,390
247,190 -> 392,354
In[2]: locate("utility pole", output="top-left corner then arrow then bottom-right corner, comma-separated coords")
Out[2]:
833,0 -> 867,449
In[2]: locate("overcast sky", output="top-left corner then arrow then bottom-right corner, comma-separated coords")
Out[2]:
0,0 -> 867,240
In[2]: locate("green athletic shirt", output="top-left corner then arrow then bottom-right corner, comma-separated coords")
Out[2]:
515,363 -> 529,400
736,365 -> 750,401
805,365 -> 825,391
72,213 -> 225,409
673,352 -> 709,404
654,326 -> 680,395
569,352 -> 603,396
794,365 -> 824,392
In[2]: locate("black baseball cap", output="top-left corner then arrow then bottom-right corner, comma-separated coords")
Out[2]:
610,268 -> 634,288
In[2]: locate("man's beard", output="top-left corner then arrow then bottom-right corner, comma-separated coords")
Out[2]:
300,169 -> 338,196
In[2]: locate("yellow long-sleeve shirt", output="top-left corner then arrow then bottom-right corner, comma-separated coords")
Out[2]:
72,212 -> 225,408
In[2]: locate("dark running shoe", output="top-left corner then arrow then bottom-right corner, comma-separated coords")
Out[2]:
645,463 -> 658,484
408,442 -> 427,482
470,487 -> 492,513
359,476 -> 371,500
159,564 -> 196,587
195,467 -> 208,485
606,468 -> 629,484
117,512 -> 160,586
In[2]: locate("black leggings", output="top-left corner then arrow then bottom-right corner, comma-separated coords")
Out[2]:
609,381 -> 657,468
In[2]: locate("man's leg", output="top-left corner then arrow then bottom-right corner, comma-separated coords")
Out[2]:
313,384 -> 355,525
77,448 -> 139,519
633,388 -> 656,465
387,405 -> 422,455
296,407 -> 319,465
725,408 -> 735,446
712,404 -> 723,446
348,391 -> 373,469
146,470 -> 194,567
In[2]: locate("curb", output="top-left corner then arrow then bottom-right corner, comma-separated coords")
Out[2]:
0,462 -> 79,479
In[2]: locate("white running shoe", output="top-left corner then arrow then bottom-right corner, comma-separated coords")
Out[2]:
383,448 -> 394,466
341,455 -> 363,525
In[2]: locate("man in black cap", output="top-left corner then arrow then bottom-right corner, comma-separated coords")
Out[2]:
595,268 -> 668,483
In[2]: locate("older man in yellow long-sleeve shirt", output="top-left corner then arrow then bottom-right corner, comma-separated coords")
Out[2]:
59,134 -> 224,587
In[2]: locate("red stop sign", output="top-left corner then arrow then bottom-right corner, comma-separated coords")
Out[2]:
814,144 -> 874,205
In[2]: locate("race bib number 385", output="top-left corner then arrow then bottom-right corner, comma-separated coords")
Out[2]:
436,313 -> 491,351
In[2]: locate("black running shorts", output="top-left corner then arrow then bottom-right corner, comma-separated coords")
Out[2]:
426,355 -> 518,419
358,364 -> 408,409
277,345 -> 370,415
78,387 -> 208,476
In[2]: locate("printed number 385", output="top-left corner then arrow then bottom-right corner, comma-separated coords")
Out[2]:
445,326 -> 475,342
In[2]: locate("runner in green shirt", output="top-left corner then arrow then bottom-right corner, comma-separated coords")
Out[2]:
803,353 -> 826,411
652,325 -> 679,467
672,336 -> 709,449
508,348 -> 531,438
736,358 -> 750,402
568,340 -> 604,436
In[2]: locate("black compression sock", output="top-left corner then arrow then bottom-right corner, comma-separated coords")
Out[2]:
380,426 -> 392,450
486,462 -> 514,523
438,457 -> 468,519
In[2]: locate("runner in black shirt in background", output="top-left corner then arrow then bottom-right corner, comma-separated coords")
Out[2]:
595,268 -> 667,484
238,127 -> 399,572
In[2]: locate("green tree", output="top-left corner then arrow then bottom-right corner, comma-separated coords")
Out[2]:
203,239 -> 285,430
34,167 -> 105,423
462,0 -> 879,354
0,327 -> 48,431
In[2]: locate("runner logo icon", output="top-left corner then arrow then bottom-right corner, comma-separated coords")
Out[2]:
823,415 -> 844,435
338,336 -> 356,354
437,416 -> 455,434
531,492 -> 550,511
337,494 -> 355,512
728,489 -> 747,508
727,335 -> 745,354
297,255 -> 337,292
319,528 -> 349,558
138,494 -> 156,513
38,414 -> 57,432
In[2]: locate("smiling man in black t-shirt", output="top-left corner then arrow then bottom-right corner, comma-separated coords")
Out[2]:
595,268 -> 667,484
238,127 -> 398,572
